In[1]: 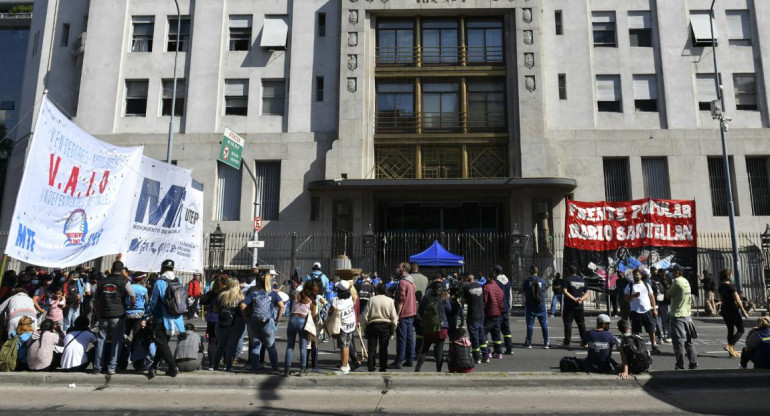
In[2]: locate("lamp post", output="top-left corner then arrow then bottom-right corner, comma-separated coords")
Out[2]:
167,0 -> 181,163
363,224 -> 377,275
209,224 -> 226,279
709,0 -> 743,292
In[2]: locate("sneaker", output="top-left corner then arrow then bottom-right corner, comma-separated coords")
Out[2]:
350,361 -> 361,372
90,368 -> 102,375
271,369 -> 282,375
402,361 -> 413,367
504,350 -> 514,355
496,354 -> 503,359
475,359 -> 482,364
544,344 -> 551,349
688,364 -> 699,370
166,367 -> 179,378
146,368 -> 156,380
481,357 -> 490,363
207,367 -> 214,371
300,368 -> 309,377
339,366 -> 350,375
651,346 -> 662,355
107,369 -> 116,375
487,352 -> 493,359
389,362 -> 402,370
561,341 -> 571,347
524,344 -> 532,349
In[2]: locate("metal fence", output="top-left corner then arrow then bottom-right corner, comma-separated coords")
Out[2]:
2,231 -> 768,308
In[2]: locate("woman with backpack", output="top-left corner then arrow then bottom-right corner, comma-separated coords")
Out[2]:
414,276 -> 451,372
329,280 -> 357,374
201,274 -> 227,365
1,316 -> 35,371
284,280 -> 319,376
210,278 -> 245,372
27,319 -> 64,371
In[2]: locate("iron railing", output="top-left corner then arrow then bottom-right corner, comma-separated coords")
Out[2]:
375,111 -> 506,134
376,46 -> 504,66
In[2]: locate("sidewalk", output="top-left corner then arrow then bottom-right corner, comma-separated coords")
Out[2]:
2,369 -> 768,391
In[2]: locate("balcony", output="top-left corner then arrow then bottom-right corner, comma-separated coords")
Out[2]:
375,111 -> 506,135
376,46 -> 504,67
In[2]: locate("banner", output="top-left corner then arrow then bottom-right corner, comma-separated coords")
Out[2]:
122,157 -> 203,273
564,198 -> 697,287
4,97 -> 143,267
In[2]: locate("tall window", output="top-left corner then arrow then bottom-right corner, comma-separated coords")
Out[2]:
167,16 -> 191,52
746,157 -> 770,216
61,23 -> 70,47
726,10 -> 751,46
555,10 -> 563,35
229,15 -> 252,51
377,20 -> 414,64
467,79 -> 505,132
317,12 -> 326,37
261,80 -> 286,115
125,80 -> 148,116
466,19 -> 503,64
161,79 -> 186,116
592,12 -> 617,47
422,20 -> 459,64
628,11 -> 652,47
596,75 -> 622,112
315,76 -> 324,102
558,74 -> 567,100
255,161 -> 281,221
224,79 -> 248,116
603,158 -> 631,202
215,161 -> 241,221
131,16 -> 154,52
641,157 -> 671,199
696,73 -> 720,111
375,82 -> 415,133
734,74 -> 758,111
633,75 -> 658,112
422,82 -> 460,131
707,157 -> 738,216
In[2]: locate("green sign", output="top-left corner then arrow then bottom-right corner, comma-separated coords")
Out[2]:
218,127 -> 245,169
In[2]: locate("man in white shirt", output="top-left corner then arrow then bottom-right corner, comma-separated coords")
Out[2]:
624,269 -> 660,354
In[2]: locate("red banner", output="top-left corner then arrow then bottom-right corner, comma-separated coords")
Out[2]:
565,198 -> 697,251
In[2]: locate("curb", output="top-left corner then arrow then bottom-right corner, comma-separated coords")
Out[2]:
2,370 -> 768,391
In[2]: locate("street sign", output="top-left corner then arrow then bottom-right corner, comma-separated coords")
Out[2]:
253,217 -> 262,231
218,127 -> 245,169
247,240 -> 265,248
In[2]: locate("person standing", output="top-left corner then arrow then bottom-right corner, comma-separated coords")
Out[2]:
549,273 -> 562,318
523,266 -> 550,348
463,274 -> 485,363
362,283 -> 398,372
492,265 -> 514,354
187,273 -> 203,319
62,272 -> 83,331
562,265 -> 589,347
482,272 -> 504,361
241,272 -> 284,373
666,265 -> 698,370
654,269 -> 671,343
145,259 -> 185,379
717,269 -> 750,358
624,269 -> 661,355
284,280 -> 319,376
210,277 -> 245,372
700,270 -> 718,316
125,273 -> 148,343
93,261 -> 136,375
410,263 -> 429,353
415,275 -> 451,372
392,262 -> 417,369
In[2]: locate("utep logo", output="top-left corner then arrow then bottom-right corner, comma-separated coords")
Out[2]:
134,178 -> 186,228
63,209 -> 88,246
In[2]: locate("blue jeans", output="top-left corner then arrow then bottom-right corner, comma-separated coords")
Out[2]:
549,294 -> 561,316
235,325 -> 248,359
396,316 -> 415,363
466,318 -> 484,360
62,307 -> 79,332
285,316 -> 308,369
248,318 -> 278,371
525,307 -> 550,346
95,317 -> 125,372
213,318 -> 246,371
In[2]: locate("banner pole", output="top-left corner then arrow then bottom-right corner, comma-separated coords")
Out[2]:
0,255 -> 8,288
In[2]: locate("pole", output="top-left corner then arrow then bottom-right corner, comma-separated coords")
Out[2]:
242,160 -> 260,267
710,1 -> 743,291
167,0 -> 181,163
0,255 -> 7,288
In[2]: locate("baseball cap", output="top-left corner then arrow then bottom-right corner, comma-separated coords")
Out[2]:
670,264 -> 683,273
494,265 -> 503,273
268,269 -> 277,275
161,259 -> 175,269
312,262 -> 322,270
597,314 -> 611,325
336,280 -> 350,291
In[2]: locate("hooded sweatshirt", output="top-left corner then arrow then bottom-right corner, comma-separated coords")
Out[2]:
494,274 -> 512,312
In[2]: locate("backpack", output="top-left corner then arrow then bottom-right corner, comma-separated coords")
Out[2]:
64,280 -> 82,306
528,278 -> 543,306
560,356 -> 581,372
621,334 -> 652,374
164,279 -> 188,316
251,291 -> 274,322
451,341 -> 475,370
0,335 -> 21,372
422,293 -> 442,334
358,281 -> 374,302
218,307 -> 235,329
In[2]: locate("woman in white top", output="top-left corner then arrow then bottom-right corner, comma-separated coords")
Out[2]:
60,316 -> 97,372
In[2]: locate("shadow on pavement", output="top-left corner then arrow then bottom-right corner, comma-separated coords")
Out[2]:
641,370 -> 770,415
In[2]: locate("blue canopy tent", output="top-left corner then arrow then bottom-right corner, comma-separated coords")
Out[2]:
409,240 -> 465,267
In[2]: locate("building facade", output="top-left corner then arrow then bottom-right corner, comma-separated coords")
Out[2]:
0,1 -> 32,134
3,0 -> 770,268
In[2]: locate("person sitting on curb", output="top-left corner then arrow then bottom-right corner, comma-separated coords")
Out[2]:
60,316 -> 97,372
447,327 -> 475,373
561,314 -> 619,374
617,319 -> 652,379
739,315 -> 770,369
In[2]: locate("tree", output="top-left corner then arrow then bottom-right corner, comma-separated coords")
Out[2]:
8,5 -> 33,14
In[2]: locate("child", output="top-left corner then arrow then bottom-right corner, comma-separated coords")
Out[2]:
448,327 -> 474,373
47,289 -> 66,328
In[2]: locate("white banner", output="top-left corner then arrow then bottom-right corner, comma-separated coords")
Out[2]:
122,156 -> 203,273
4,97 -> 143,267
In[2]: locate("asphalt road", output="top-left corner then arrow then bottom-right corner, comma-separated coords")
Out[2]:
192,312 -> 758,374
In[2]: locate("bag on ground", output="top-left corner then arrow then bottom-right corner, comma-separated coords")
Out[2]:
559,356 -> 581,372
0,335 -> 21,372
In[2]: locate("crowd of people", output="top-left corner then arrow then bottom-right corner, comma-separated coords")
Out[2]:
1,258 -> 769,379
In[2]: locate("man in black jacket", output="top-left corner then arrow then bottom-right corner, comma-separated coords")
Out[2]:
93,260 -> 136,375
